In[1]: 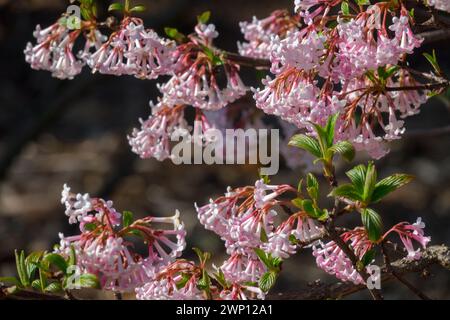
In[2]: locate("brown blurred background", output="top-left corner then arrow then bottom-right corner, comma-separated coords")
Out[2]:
0,0 -> 449,299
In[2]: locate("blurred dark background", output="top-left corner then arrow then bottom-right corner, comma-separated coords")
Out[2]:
0,0 -> 449,299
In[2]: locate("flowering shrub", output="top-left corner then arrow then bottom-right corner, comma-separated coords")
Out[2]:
1,0 -> 450,300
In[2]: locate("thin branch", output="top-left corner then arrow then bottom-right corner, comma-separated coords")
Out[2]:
381,242 -> 431,300
268,245 -> 450,300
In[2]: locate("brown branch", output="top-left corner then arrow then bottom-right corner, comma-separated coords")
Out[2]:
381,242 -> 431,300
268,244 -> 450,300
420,28 -> 450,45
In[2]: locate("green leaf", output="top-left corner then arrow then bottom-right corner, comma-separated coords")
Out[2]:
39,268 -> 47,292
341,1 -> 350,15
254,248 -> 271,268
371,174 -> 413,203
45,282 -> 63,293
78,274 -> 100,289
130,5 -> 146,13
108,3 -> 124,12
346,164 -> 367,195
44,253 -> 68,274
176,273 -> 192,290
324,113 -> 339,147
423,50 -> 441,74
260,228 -> 269,243
356,0 -> 370,4
193,248 -> 211,265
123,211 -> 133,228
289,134 -> 322,158
25,251 -> 44,280
68,245 -> 77,267
329,184 -> 361,201
360,249 -> 376,267
197,11 -> 211,24
362,162 -> 377,203
83,223 -> 97,231
0,277 -> 21,287
329,141 -> 355,162
291,197 -> 303,208
301,199 -> 315,216
15,250 -> 29,287
259,271 -> 278,292
213,269 -> 228,289
197,270 -> 211,291
361,208 -> 383,242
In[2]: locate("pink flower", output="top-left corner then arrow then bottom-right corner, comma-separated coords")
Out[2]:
238,10 -> 299,59
384,218 -> 431,260
128,104 -> 187,161
220,284 -> 265,300
312,228 -> 374,284
57,185 -> 186,292
220,254 -> 266,283
87,18 -> 175,79
24,22 -> 84,79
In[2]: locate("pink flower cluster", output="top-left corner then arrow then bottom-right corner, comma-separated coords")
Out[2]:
57,185 -> 186,292
238,10 -> 299,59
159,23 -> 247,110
128,103 -> 187,161
312,228 -> 374,284
252,3 -> 428,159
24,22 -> 86,79
385,218 -> 431,260
87,18 -> 175,79
195,179 -> 323,284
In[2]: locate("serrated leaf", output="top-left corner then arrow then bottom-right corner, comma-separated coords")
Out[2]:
330,141 -> 355,162
324,113 -> 339,147
346,164 -> 367,195
31,279 -> 42,291
15,250 -> 29,287
108,3 -> 124,12
45,282 -> 63,293
78,273 -> 100,289
371,174 -> 414,203
329,184 -> 361,201
44,253 -> 68,274
259,271 -> 277,292
362,162 -> 377,203
289,134 -> 322,158
361,208 -> 383,242
197,11 -> 211,24
123,211 -> 133,228
25,251 -> 44,280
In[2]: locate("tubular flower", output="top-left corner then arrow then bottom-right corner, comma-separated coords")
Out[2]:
220,254 -> 266,283
238,10 -> 300,59
384,218 -> 431,260
56,185 -> 186,292
128,103 -> 187,161
136,260 -> 204,300
24,21 -> 85,79
87,17 -> 175,78
312,228 -> 374,284
159,23 -> 247,110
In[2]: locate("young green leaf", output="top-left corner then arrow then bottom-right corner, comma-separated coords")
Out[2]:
43,253 -> 68,274
306,173 -> 319,201
254,248 -> 271,268
360,249 -> 376,267
15,250 -> 29,287
123,211 -> 133,228
289,134 -> 322,158
346,164 -> 367,194
108,3 -> 124,12
361,208 -> 383,242
197,11 -> 211,24
324,113 -> 339,147
341,1 -> 350,15
45,282 -> 63,293
329,184 -> 361,202
130,5 -> 146,13
78,274 -> 100,289
329,141 -> 355,162
371,174 -> 414,203
25,251 -> 44,280
423,50 -> 441,74
362,162 -> 377,203
259,271 -> 278,293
